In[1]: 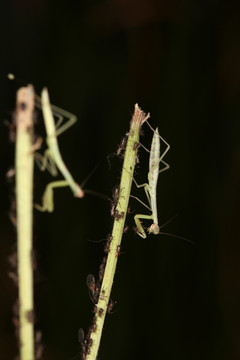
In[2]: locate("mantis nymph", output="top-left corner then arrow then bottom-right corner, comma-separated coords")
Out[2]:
133,125 -> 170,238
35,88 -> 84,212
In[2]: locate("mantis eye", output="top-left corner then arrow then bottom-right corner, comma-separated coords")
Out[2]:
148,223 -> 160,235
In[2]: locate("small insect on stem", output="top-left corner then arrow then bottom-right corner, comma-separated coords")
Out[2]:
110,185 -> 120,217
116,135 -> 127,158
115,245 -> 121,257
133,141 -> 140,151
98,308 -> 104,317
107,300 -> 117,313
104,234 -> 112,254
86,274 -> 99,303
114,210 -> 125,221
34,88 -> 84,212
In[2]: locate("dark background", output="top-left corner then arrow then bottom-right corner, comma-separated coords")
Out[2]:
1,0 -> 240,359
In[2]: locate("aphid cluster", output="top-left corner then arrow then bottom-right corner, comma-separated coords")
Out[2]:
78,327 -> 94,359
113,210 -> 125,222
77,127 -> 142,356
78,306 -> 106,359
81,227 -> 119,355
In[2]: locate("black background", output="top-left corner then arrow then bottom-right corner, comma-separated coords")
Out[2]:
1,1 -> 240,359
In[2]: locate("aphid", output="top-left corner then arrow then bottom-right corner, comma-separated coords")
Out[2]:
116,136 -> 127,158
98,259 -> 106,282
98,269 -> 104,282
6,167 -> 15,182
104,235 -> 112,253
135,153 -> 140,165
133,141 -> 140,151
107,300 -> 117,313
98,308 -> 104,317
87,274 -> 100,303
99,289 -> 106,300
91,322 -> 97,333
26,310 -> 35,323
110,186 -> 120,217
88,338 -> 93,348
115,245 -> 121,257
78,328 -> 85,344
86,274 -> 96,296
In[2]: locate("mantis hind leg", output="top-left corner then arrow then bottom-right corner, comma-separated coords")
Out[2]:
159,159 -> 170,174
130,182 -> 152,211
34,149 -> 58,176
35,93 -> 77,137
134,214 -> 154,238
50,103 -> 77,137
34,180 -> 70,212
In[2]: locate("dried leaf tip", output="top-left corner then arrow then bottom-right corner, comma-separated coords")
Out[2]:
131,103 -> 150,130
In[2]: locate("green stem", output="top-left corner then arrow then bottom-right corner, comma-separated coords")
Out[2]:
86,104 -> 149,360
16,85 -> 35,360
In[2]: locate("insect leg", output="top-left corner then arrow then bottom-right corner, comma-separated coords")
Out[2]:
134,214 -> 154,238
35,180 -> 70,212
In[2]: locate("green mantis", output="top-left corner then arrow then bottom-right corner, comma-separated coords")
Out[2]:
35,88 -> 84,212
133,125 -> 170,238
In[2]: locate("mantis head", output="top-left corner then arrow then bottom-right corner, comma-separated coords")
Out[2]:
148,223 -> 160,235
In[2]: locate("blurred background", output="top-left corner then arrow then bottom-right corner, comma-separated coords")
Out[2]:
0,0 -> 240,359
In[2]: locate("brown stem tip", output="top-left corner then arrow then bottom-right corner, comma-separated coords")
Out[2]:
131,103 -> 150,130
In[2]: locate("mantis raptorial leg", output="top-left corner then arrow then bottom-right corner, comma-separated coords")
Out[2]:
132,126 -> 170,238
35,88 -> 84,212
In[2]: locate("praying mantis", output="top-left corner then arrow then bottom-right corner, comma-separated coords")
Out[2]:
133,124 -> 170,238
35,88 -> 84,212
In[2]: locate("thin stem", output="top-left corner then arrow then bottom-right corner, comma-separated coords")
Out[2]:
16,85 -> 35,360
86,104 -> 149,360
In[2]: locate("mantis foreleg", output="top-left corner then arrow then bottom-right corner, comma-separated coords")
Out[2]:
35,180 -> 71,212
134,213 -> 154,238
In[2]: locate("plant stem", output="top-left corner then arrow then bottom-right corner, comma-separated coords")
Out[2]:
16,85 -> 35,360
86,104 -> 149,360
